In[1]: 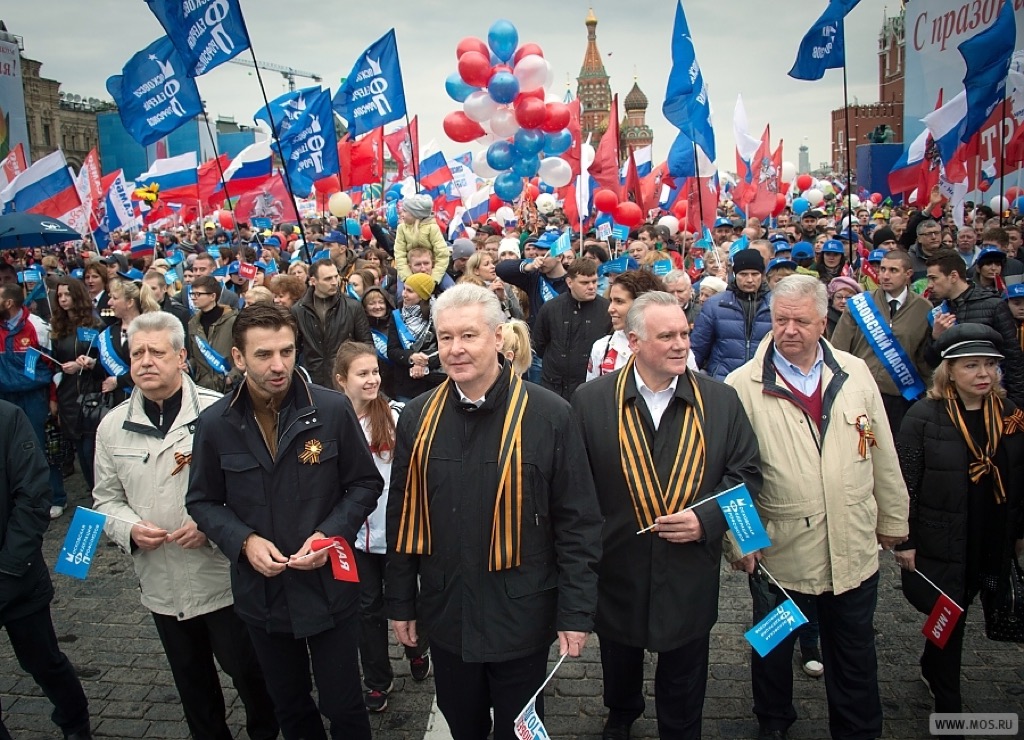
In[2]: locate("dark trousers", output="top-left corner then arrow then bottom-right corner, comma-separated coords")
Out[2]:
881,393 -> 914,436
920,603 -> 971,714
750,571 -> 882,740
247,617 -> 369,740
151,607 -> 278,740
431,643 -> 548,740
74,435 -> 95,492
0,605 -> 89,739
600,633 -> 710,740
353,550 -> 426,691
0,389 -> 67,506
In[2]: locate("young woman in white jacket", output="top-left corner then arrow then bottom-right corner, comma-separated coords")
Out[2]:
333,342 -> 430,713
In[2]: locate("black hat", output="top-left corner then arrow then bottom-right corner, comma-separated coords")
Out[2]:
935,323 -> 1004,360
732,249 -> 765,274
871,226 -> 897,248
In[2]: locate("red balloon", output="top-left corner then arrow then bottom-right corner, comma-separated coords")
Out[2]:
780,181 -> 791,195
361,224 -> 373,241
670,199 -> 688,218
541,102 -> 571,133
1006,187 -> 1022,201
443,111 -> 485,143
526,184 -> 540,201
513,88 -> 545,108
514,97 -> 547,129
488,193 -> 503,212
217,210 -> 234,229
458,51 -> 492,88
513,43 -> 545,65
796,174 -> 814,191
456,37 -> 489,60
870,192 -> 883,205
979,180 -> 991,192
772,193 -> 787,217
614,201 -> 643,228
594,189 -> 620,213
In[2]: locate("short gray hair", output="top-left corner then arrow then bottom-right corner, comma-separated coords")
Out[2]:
625,291 -> 683,339
127,311 -> 186,353
770,274 -> 828,318
432,283 -> 504,331
916,219 -> 940,236
662,269 -> 691,288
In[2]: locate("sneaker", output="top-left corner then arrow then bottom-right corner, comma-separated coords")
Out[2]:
410,652 -> 431,681
50,505 -> 65,520
364,683 -> 391,713
601,720 -> 632,740
801,645 -> 824,678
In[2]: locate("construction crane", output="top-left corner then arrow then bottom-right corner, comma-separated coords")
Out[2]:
227,58 -> 323,91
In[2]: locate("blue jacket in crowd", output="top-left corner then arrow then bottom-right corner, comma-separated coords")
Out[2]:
690,283 -> 772,380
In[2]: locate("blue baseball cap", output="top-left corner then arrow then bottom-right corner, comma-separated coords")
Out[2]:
977,246 -> 1007,263
532,231 -> 561,251
769,233 -> 790,246
117,268 -> 144,282
263,236 -> 281,247
791,242 -> 815,260
821,239 -> 845,255
773,241 -> 793,254
836,229 -> 857,242
323,231 -> 346,244
868,249 -> 887,263
226,261 -> 241,275
1006,283 -> 1024,299
71,268 -> 85,279
713,217 -> 732,229
767,257 -> 797,272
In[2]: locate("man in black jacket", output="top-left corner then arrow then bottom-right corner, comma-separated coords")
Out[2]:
0,401 -> 92,740
292,259 -> 372,388
572,292 -> 762,740
386,284 -> 602,740
186,304 -> 384,740
533,259 -> 611,401
925,250 -> 1024,405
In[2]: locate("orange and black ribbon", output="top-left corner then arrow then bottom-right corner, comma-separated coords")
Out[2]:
945,387 -> 1006,503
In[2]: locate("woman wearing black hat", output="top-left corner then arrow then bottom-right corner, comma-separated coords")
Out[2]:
895,324 -> 1024,716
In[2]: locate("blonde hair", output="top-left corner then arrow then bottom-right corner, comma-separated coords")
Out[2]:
109,277 -> 160,314
926,358 -> 1005,401
500,320 -> 532,377
244,286 -> 275,304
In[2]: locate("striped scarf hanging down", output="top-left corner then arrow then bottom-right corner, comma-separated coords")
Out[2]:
616,356 -> 706,531
944,386 -> 1013,503
396,370 -> 529,571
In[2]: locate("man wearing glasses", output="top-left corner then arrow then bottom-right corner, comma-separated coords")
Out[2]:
907,219 -> 943,284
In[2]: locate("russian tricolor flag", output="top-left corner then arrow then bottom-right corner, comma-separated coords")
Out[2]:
418,141 -> 453,192
0,150 -> 82,221
137,152 -> 199,202
215,140 -> 272,200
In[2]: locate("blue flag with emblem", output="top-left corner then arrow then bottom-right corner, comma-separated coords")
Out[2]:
55,507 -> 107,579
746,599 -> 809,657
788,0 -> 862,81
255,86 -> 321,139
22,346 -> 40,380
846,293 -> 927,401
194,335 -> 230,376
275,88 -> 340,197
97,327 -> 129,377
716,484 -> 771,556
77,327 -> 100,347
332,29 -> 407,137
598,255 -> 639,276
105,36 -> 204,148
144,0 -> 250,77
663,0 -> 716,177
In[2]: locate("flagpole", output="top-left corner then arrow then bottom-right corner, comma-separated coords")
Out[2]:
693,140 -> 706,238
999,96 -> 1009,226
199,103 -> 236,231
841,59 -> 854,228
406,114 -> 420,191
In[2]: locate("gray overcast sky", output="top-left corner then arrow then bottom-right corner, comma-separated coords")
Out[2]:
3,0 -> 898,172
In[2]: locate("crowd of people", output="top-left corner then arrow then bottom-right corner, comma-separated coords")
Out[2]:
1,185 -> 1023,740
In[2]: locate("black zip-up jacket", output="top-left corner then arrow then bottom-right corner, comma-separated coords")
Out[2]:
292,288 -> 372,388
532,293 -> 611,401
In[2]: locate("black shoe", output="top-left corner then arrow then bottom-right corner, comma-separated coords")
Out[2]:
601,719 -> 632,740
64,729 -> 93,740
757,729 -> 788,740
410,652 -> 431,681
364,683 -> 391,713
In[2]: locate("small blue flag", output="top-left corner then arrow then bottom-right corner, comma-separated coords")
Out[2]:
250,217 -> 272,230
729,235 -> 751,259
77,327 -> 100,345
262,260 -> 278,276
55,507 -> 107,580
144,0 -> 250,77
651,260 -> 673,277
611,224 -> 630,242
549,231 -> 573,258
207,246 -> 222,258
23,347 -> 40,380
311,249 -> 332,263
598,255 -> 639,276
716,484 -> 771,555
745,599 -> 809,657
164,249 -> 183,267
788,0 -> 862,81
332,29 -> 408,137
105,36 -> 204,148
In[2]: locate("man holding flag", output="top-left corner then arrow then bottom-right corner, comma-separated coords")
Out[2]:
572,291 -> 762,740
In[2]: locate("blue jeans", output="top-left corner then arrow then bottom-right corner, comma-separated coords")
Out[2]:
527,352 -> 542,384
0,389 -> 66,506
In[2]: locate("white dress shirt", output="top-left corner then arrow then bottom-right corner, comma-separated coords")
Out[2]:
634,367 -> 679,431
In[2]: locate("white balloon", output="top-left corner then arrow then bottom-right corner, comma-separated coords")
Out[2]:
464,90 -> 499,123
490,107 -> 520,138
781,161 -> 797,182
848,194 -> 861,208
495,206 -> 516,225
580,143 -> 596,171
991,196 -> 1010,211
328,192 -> 353,217
804,188 -> 824,205
475,131 -> 500,145
657,215 -> 680,236
536,193 -> 557,214
513,55 -> 548,93
538,156 -> 572,188
545,63 -> 554,90
472,149 -> 500,178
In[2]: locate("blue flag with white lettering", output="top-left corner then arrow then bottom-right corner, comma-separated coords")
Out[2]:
275,88 -> 340,197
332,29 -> 407,137
254,86 -> 321,139
716,484 -> 771,555
746,599 -> 809,657
105,36 -> 204,148
55,507 -> 107,580
663,1 -> 715,176
77,327 -> 100,346
144,0 -> 250,77
957,0 -> 1016,147
788,0 -> 862,81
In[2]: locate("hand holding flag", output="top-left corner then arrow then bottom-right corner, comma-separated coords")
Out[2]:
744,564 -> 810,657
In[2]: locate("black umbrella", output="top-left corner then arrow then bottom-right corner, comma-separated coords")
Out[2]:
0,212 -> 81,249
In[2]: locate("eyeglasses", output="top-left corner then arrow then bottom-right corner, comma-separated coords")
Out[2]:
191,291 -> 215,297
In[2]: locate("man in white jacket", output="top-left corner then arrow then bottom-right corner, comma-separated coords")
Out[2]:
92,311 -> 278,740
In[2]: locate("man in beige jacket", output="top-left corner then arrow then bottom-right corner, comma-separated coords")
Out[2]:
725,275 -> 909,740
93,311 -> 277,740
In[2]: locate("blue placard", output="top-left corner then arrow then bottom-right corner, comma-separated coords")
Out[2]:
611,224 -> 630,242
77,327 -> 100,345
651,260 -> 673,276
745,599 -> 808,658
716,484 -> 771,555
250,217 -> 272,229
23,346 -> 40,380
17,268 -> 44,284
55,507 -> 107,580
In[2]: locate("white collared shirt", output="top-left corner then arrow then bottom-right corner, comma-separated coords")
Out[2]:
634,367 -> 678,431
883,287 -> 908,314
454,384 -> 485,408
773,344 -> 824,397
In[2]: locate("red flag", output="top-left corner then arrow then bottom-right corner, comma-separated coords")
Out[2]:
433,193 -> 459,233
384,117 -> 419,180
588,95 -> 620,194
685,176 -> 719,233
311,537 -> 359,582
198,154 -> 230,207
234,175 -> 301,224
77,148 -> 104,229
0,143 -> 27,190
922,592 -> 964,649
624,147 -> 647,217
340,128 -> 385,188
641,161 -> 671,213
746,130 -> 783,220
1007,122 -> 1024,168
562,99 -> 583,178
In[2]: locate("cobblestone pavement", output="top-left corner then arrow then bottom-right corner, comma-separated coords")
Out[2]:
2,474 -> 1022,739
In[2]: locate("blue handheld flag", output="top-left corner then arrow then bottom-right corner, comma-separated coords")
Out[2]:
23,347 -> 40,380
549,231 -> 573,258
716,484 -> 771,555
332,29 -> 408,137
254,86 -> 321,139
788,0 -> 863,81
55,507 -> 107,580
746,599 -> 809,657
77,327 -> 100,345
144,0 -> 250,77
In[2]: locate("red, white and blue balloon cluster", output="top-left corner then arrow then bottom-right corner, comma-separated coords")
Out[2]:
443,20 -> 574,202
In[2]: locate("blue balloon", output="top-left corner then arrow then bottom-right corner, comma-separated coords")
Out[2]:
487,71 -> 519,105
512,155 -> 540,179
445,72 -> 477,103
513,128 -> 544,158
486,140 -> 516,171
792,197 -> 810,215
488,20 -> 519,63
494,170 -> 524,202
1015,196 -> 1024,212
346,218 -> 361,236
542,129 -> 572,156
385,202 -> 398,228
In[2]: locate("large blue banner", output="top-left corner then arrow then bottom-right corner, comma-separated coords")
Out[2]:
789,0 -> 862,81
144,0 -> 250,77
106,36 -> 204,148
663,1 -> 715,176
332,29 -> 407,137
254,86 -> 320,139
276,88 -> 340,197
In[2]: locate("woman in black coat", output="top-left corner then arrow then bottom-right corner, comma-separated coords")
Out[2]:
361,286 -> 397,400
895,324 -> 1024,715
386,276 -> 444,402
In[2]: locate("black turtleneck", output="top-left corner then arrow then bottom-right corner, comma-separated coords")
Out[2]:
199,304 -> 224,335
143,386 -> 183,437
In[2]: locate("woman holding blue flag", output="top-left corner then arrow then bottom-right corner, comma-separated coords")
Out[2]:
50,278 -> 105,498
387,274 -> 444,402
